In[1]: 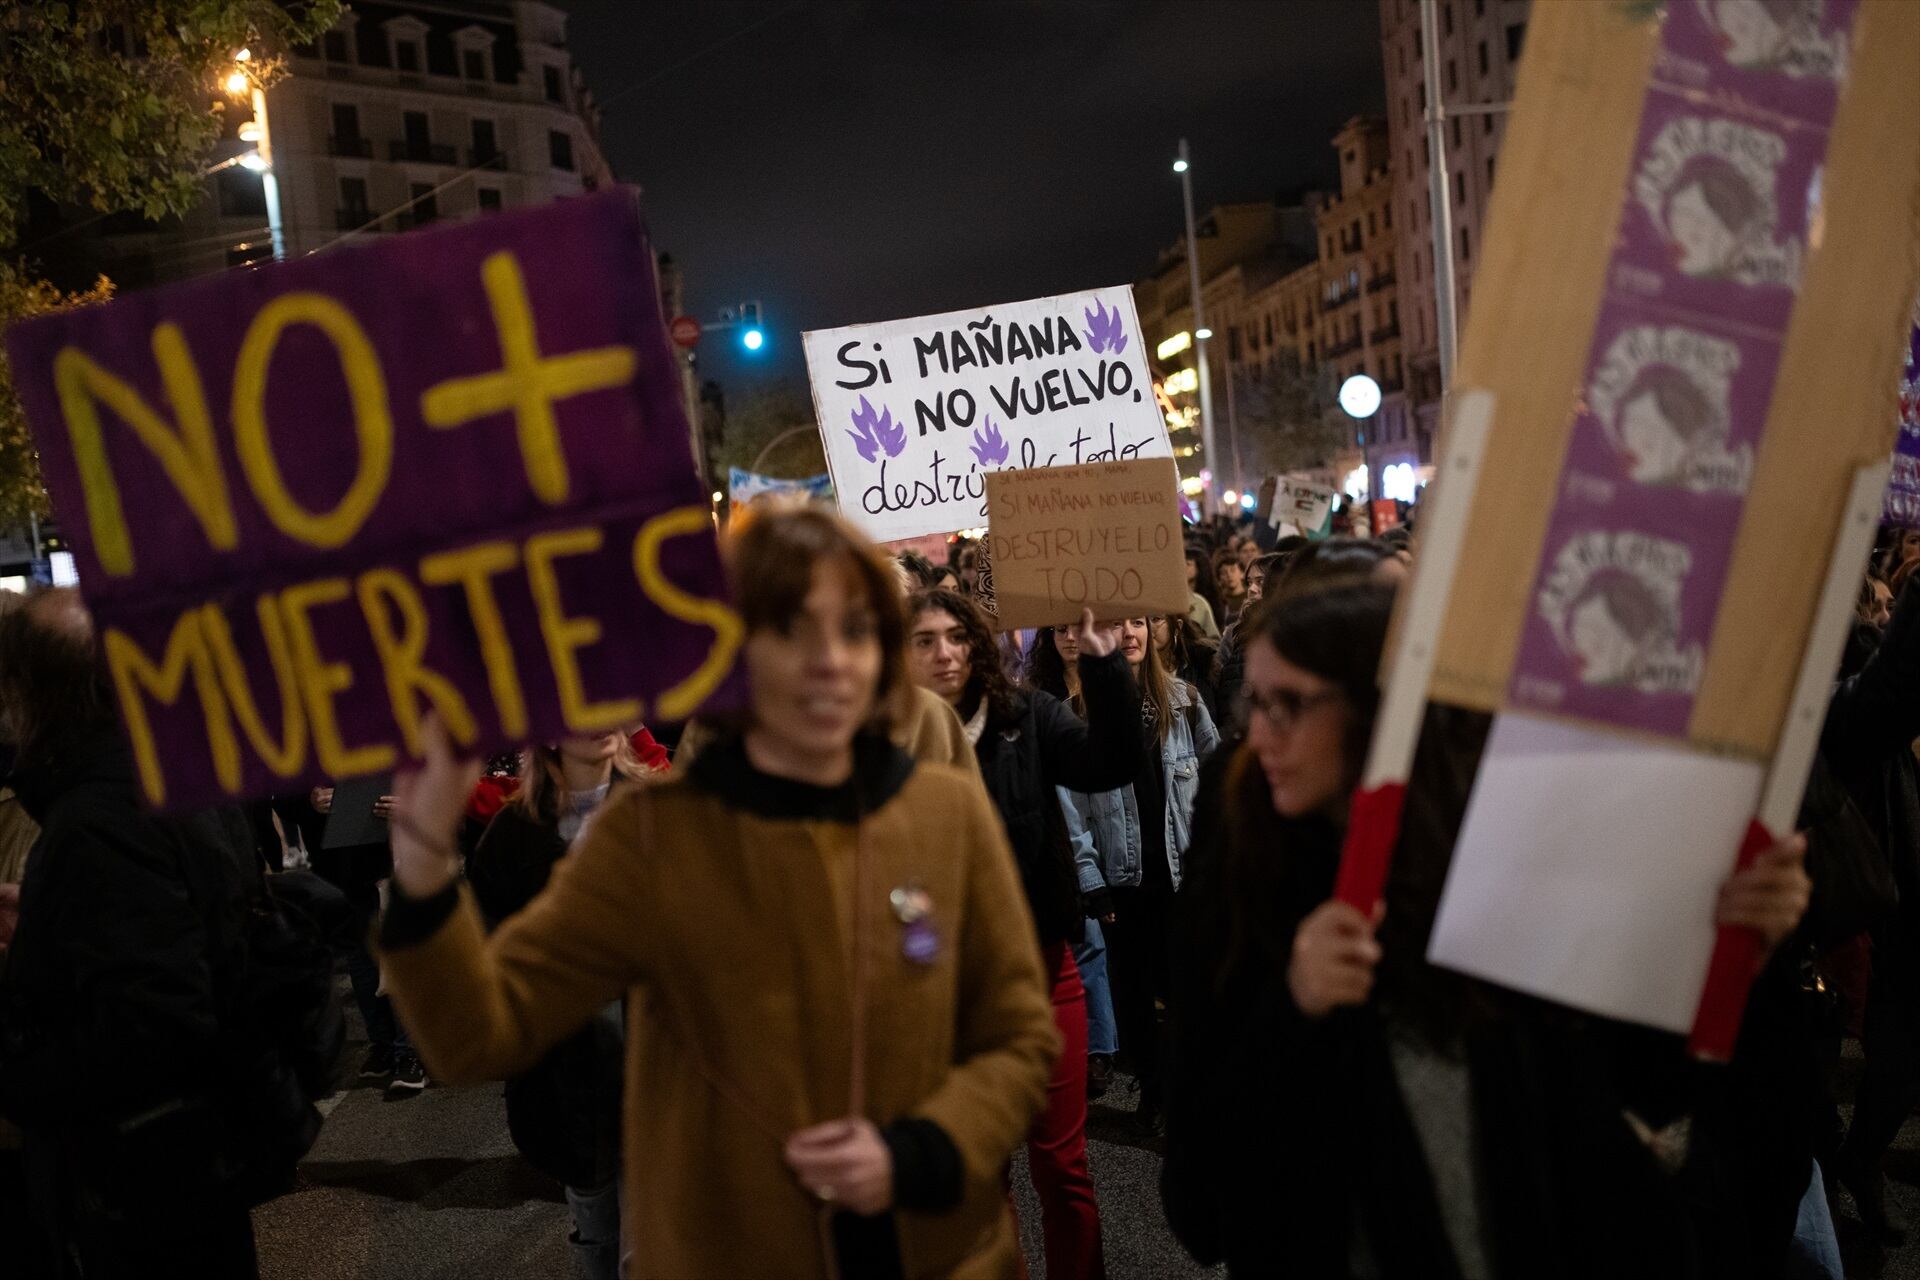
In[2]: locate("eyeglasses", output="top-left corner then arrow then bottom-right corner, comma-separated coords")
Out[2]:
1244,686 -> 1344,733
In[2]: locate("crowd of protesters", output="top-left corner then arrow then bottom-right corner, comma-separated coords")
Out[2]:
6,492 -> 1920,1279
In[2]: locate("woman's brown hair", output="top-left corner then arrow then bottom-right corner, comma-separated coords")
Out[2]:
512,735 -> 655,824
908,588 -> 1018,721
723,505 -> 909,734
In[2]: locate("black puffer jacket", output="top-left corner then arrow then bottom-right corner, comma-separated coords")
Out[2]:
467,804 -> 623,1191
971,650 -> 1140,947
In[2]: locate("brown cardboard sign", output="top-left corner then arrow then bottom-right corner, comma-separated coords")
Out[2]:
984,458 -> 1187,631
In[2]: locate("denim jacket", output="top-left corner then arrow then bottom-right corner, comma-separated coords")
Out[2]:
1062,681 -> 1220,893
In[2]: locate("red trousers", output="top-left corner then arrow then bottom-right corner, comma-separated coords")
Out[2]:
1023,942 -> 1106,1280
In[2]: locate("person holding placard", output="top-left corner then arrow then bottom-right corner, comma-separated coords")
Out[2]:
905,587 -> 1142,1280
464,731 -> 663,1280
1061,616 -> 1219,1133
1161,577 -> 1818,1276
375,507 -> 1058,1280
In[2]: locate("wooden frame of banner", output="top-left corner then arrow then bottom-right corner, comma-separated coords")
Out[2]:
1335,0 -> 1920,1059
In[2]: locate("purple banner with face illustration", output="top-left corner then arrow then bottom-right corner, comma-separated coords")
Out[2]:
803,286 -> 1174,543
1508,0 -> 1862,737
1885,321 -> 1920,528
6,189 -> 745,810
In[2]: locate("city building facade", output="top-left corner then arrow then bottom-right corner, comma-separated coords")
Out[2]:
1381,0 -> 1532,443
98,0 -> 614,288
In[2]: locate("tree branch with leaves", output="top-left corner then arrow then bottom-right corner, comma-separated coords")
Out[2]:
0,0 -> 343,520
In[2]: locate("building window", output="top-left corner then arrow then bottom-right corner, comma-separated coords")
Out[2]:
1487,155 -> 1496,188
549,129 -> 575,171
1455,170 -> 1466,203
463,48 -> 487,80
1418,83 -> 1426,111
330,102 -> 361,153
1383,203 -> 1392,230
323,30 -> 351,63
1507,22 -> 1526,63
1368,210 -> 1376,236
403,110 -> 431,159
1474,0 -> 1485,15
471,118 -> 498,165
1446,60 -> 1457,94
411,183 -> 438,225
1459,226 -> 1471,260
215,168 -> 267,217
1484,112 -> 1495,134
544,65 -> 565,103
1478,40 -> 1490,76
1443,2 -> 1454,35
478,187 -> 502,212
394,39 -> 421,73
1451,117 -> 1461,149
338,175 -> 369,222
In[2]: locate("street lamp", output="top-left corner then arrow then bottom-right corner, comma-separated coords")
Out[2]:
223,49 -> 284,261
1339,372 -> 1383,533
1174,138 -> 1221,516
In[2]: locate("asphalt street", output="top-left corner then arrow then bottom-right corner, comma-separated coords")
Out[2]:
251,1002 -> 1920,1279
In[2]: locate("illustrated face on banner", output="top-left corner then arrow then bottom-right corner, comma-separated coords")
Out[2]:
1585,321 -> 1755,494
804,287 -> 1173,543
1518,529 -> 1705,729
1567,572 -> 1671,685
1695,0 -> 1848,79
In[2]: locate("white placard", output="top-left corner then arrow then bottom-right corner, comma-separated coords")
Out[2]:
1271,475 -> 1337,534
1427,711 -> 1762,1033
804,287 -> 1174,543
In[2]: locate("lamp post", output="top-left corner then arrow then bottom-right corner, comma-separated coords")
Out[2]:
1419,0 -> 1458,395
227,49 -> 285,261
1174,139 -> 1221,517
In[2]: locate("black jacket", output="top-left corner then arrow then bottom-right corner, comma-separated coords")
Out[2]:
467,803 -> 623,1191
970,650 -> 1140,946
0,731 -> 261,1206
1164,716 -> 1735,1279
1822,576 -> 1920,911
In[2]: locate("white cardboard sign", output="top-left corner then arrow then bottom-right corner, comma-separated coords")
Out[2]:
1426,711 -> 1762,1033
1271,475 -> 1337,534
804,286 -> 1174,543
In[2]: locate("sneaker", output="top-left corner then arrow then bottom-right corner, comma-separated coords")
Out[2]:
1087,1054 -> 1112,1101
387,1052 -> 428,1095
358,1044 -> 396,1081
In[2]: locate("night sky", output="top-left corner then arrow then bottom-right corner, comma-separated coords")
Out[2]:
561,0 -> 1384,388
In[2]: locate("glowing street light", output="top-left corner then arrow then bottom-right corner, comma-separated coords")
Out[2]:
223,70 -> 250,96
1338,373 -> 1383,419
1171,157 -> 1189,174
741,327 -> 766,352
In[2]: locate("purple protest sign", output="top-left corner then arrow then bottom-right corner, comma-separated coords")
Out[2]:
1886,322 -> 1920,528
6,189 -> 745,809
1507,0 -> 1862,738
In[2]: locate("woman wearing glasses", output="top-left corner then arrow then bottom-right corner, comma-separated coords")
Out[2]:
1058,615 -> 1219,1134
1161,576 -> 1815,1276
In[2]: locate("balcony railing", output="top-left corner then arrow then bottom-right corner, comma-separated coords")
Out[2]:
329,135 -> 373,159
335,208 -> 374,230
388,141 -> 456,164
1369,324 -> 1402,344
394,211 -> 438,231
470,148 -> 508,171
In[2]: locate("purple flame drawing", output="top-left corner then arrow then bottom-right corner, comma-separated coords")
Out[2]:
847,395 -> 906,462
970,416 -> 1010,467
1082,299 -> 1128,355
